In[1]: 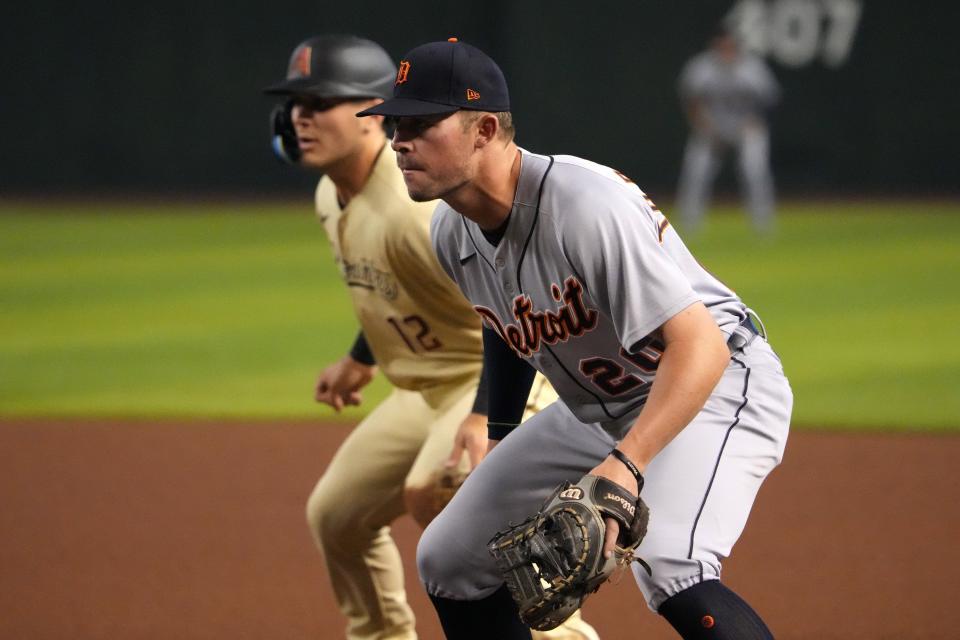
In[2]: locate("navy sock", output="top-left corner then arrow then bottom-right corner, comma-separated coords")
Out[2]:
659,580 -> 774,639
428,584 -> 532,639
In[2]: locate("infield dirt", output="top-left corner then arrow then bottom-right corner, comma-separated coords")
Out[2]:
1,420 -> 956,639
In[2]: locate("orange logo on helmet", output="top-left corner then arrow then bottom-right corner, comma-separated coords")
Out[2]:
289,45 -> 312,79
396,61 -> 411,84
466,88 -> 481,101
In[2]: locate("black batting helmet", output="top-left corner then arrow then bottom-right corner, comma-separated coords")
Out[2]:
264,34 -> 396,100
264,35 -> 395,164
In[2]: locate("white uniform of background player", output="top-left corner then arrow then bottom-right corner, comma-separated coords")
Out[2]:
676,28 -> 780,233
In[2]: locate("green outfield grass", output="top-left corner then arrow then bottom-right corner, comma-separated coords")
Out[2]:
1,200 -> 958,429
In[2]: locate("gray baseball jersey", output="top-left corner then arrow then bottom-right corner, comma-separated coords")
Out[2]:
678,50 -> 780,141
421,147 -> 792,611
431,149 -> 747,430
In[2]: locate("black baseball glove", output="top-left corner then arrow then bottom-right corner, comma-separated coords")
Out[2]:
488,474 -> 651,631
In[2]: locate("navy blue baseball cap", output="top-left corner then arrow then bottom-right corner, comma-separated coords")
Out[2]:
357,38 -> 510,117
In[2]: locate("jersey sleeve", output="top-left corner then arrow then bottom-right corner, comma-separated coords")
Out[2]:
749,56 -> 781,108
556,179 -> 700,352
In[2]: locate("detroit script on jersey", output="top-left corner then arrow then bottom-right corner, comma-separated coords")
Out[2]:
474,277 -> 597,357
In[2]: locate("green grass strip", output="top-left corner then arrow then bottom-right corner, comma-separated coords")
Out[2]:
1,200 -> 958,430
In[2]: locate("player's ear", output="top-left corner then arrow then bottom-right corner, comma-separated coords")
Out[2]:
357,98 -> 386,134
474,113 -> 499,148
365,113 -> 386,134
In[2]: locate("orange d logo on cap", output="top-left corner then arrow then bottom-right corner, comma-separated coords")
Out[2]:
355,39 -> 510,118
396,61 -> 411,84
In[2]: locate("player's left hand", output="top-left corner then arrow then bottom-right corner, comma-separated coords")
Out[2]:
445,412 -> 488,471
314,355 -> 377,412
588,454 -> 642,559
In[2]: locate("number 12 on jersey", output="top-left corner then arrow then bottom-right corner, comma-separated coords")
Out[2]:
387,315 -> 443,353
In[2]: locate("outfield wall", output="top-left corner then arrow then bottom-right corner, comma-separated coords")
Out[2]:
3,1 -> 956,195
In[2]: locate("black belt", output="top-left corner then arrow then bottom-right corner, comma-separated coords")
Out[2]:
727,313 -> 763,353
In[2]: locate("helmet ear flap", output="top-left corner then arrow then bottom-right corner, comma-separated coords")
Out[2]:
269,100 -> 300,164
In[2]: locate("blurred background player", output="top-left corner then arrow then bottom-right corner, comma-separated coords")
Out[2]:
676,26 -> 780,234
263,34 -> 595,640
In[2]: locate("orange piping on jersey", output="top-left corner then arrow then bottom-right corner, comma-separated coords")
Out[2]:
657,218 -> 670,244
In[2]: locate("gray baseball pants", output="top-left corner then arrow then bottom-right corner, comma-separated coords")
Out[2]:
417,338 -> 791,611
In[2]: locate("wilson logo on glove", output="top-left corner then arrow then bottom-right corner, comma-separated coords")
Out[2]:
559,487 -> 583,500
604,492 -> 636,517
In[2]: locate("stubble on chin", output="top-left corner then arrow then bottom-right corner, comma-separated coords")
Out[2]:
406,188 -> 437,202
402,177 -> 436,202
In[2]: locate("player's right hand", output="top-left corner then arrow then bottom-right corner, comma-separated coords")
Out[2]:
314,355 -> 377,412
587,454 -> 642,560
445,412 -> 488,472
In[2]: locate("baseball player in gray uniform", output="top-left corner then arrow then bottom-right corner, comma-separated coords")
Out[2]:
359,39 -> 792,639
676,27 -> 780,234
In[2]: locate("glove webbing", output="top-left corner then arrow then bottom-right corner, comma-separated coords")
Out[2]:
492,505 -> 595,622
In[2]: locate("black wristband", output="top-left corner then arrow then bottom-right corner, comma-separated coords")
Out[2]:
487,421 -> 519,441
349,332 -> 376,366
610,448 -> 644,492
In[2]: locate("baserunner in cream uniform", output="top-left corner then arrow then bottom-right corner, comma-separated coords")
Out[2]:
264,35 -> 596,640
